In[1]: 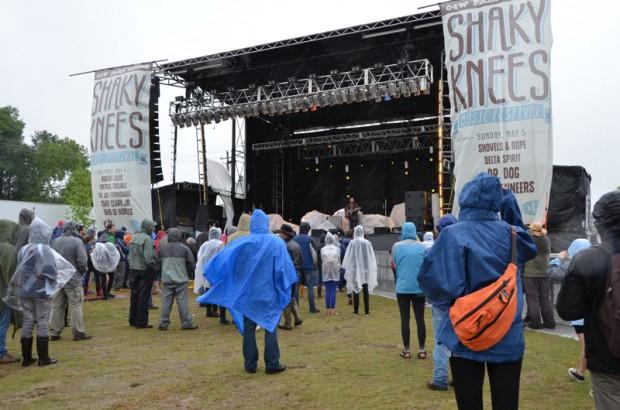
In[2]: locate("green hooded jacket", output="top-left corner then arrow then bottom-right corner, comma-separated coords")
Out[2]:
0,219 -> 18,312
128,219 -> 157,271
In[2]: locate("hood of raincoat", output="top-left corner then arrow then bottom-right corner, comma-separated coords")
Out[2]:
423,232 -> 434,242
250,210 -> 270,234
209,227 -> 222,240
324,232 -> 336,245
568,238 -> 591,258
15,209 -> 35,250
237,214 -> 251,232
226,226 -> 237,236
29,218 -> 52,244
18,209 -> 35,226
400,222 -> 417,240
141,219 -> 156,235
63,221 -> 78,236
353,225 -> 365,239
197,208 -> 297,333
459,173 -> 502,214
437,215 -> 458,233
0,220 -> 17,244
593,191 -> 620,240
167,228 -> 182,243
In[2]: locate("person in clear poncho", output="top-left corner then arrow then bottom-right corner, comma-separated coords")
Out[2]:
342,225 -> 377,315
5,218 -> 76,367
194,227 -> 226,320
320,233 -> 341,316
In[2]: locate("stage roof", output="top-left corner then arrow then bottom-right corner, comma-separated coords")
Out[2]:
159,10 -> 443,92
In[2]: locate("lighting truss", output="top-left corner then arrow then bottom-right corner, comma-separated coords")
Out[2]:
169,59 -> 433,127
252,124 -> 447,159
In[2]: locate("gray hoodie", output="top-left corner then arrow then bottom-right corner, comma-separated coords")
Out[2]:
159,228 -> 195,285
51,222 -> 88,289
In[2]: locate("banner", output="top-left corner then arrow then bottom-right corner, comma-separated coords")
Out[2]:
90,63 -> 153,231
441,0 -> 553,224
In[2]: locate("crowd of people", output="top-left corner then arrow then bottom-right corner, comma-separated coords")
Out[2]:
0,173 -> 619,409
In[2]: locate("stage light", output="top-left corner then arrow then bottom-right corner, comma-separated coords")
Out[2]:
302,97 -> 313,111
405,171 -> 409,176
340,88 -> 349,104
389,82 -> 399,98
345,165 -> 349,173
404,161 -> 409,169
294,98 -> 303,112
320,93 -> 329,107
399,81 -> 410,97
227,106 -> 236,119
420,78 -> 430,94
267,101 -> 276,115
311,95 -> 320,110
276,101 -> 286,115
213,110 -> 222,123
315,168 -> 319,172
329,92 -> 337,106
334,92 -> 342,105
408,79 -> 419,95
358,86 -> 368,101
429,146 -> 434,154
431,188 -> 436,193
390,160 -> 395,165
286,99 -> 294,113
329,164 -> 333,169
176,115 -> 185,128
360,163 -> 364,168
315,157 -> 319,165
260,102 -> 269,115
170,115 -> 179,127
346,175 -> 350,180
206,111 -> 215,123
305,166 -> 309,171
349,87 -> 358,102
252,104 -> 260,117
370,85 -> 380,102
221,109 -> 230,121
184,114 -> 193,128
198,111 -> 210,125
384,95 -> 392,102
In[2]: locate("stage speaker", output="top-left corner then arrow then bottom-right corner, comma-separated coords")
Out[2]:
405,191 -> 430,230
195,205 -> 209,232
373,227 -> 390,234
311,229 -> 325,238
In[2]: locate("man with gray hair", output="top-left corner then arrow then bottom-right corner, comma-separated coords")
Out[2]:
49,222 -> 90,341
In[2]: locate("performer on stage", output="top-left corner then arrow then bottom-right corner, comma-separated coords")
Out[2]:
345,197 -> 361,230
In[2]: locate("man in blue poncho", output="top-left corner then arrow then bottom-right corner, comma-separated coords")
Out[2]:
419,173 -> 537,410
197,209 -> 297,374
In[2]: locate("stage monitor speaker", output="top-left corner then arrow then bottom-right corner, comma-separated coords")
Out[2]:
311,229 -> 325,238
405,191 -> 430,230
374,227 -> 390,234
195,205 -> 209,232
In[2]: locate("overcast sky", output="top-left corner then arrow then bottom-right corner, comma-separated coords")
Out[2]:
1,0 -> 618,203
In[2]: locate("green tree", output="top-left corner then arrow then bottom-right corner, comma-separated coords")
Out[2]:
31,130 -> 89,201
0,106 -> 38,200
63,167 -> 93,226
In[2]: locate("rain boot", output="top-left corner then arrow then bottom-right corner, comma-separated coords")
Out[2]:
36,336 -> 58,366
20,337 -> 37,367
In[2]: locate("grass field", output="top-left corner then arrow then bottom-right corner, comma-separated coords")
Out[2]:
0,290 -> 593,410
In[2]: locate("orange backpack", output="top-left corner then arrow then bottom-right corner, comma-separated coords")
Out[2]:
449,228 -> 518,352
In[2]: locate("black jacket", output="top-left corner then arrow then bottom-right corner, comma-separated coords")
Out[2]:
557,245 -> 620,375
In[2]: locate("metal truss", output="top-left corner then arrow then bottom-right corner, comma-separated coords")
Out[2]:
168,59 -> 433,125
158,11 -> 441,76
252,124 -> 445,152
298,136 -> 433,159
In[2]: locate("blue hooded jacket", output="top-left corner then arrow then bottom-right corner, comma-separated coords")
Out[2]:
419,173 -> 537,363
392,222 -> 427,294
197,210 -> 298,333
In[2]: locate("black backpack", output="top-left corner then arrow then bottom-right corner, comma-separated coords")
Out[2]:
598,247 -> 620,359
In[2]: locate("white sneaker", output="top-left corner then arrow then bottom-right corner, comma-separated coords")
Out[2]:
568,368 -> 585,382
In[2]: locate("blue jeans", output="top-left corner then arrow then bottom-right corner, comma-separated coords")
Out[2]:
432,305 -> 451,387
304,270 -> 318,312
242,316 -> 280,371
0,305 -> 11,357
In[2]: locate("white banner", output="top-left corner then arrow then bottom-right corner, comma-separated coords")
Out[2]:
441,0 -> 553,224
90,63 -> 153,231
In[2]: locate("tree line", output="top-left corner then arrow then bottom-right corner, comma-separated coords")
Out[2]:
0,105 -> 92,225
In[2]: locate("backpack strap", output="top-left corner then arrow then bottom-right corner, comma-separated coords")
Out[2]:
510,226 -> 517,265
